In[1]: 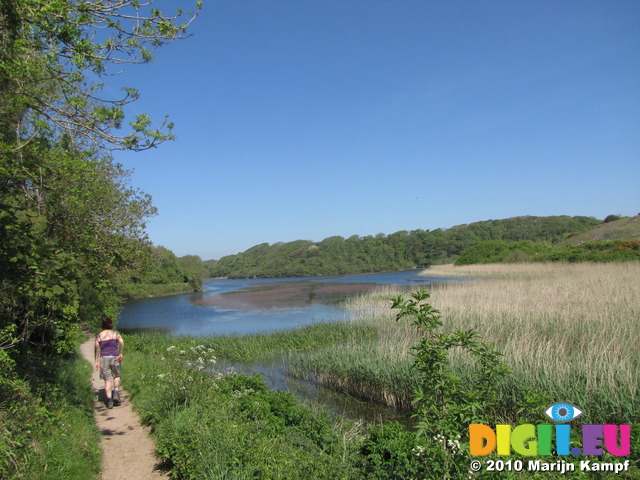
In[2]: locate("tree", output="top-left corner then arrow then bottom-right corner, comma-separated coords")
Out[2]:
1,0 -> 201,151
0,1 -> 201,354
391,291 -> 508,478
603,214 -> 621,223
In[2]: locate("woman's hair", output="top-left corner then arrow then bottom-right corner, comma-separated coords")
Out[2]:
101,317 -> 114,330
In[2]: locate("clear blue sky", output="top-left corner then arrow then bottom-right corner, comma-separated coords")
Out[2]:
113,0 -> 639,260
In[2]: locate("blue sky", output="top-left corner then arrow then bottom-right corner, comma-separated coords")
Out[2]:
113,1 -> 639,260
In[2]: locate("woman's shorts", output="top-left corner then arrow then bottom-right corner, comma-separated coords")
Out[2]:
99,356 -> 121,380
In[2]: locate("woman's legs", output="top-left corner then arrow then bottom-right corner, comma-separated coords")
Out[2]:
100,358 -> 121,407
104,378 -> 114,408
113,377 -> 121,404
105,378 -> 113,399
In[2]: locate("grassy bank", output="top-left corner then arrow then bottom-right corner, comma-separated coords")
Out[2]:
125,322 -> 376,361
123,328 -> 438,479
291,262 -> 640,424
0,346 -> 101,479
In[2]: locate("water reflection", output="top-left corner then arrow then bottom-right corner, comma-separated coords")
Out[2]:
118,270 -> 447,336
191,281 -> 380,310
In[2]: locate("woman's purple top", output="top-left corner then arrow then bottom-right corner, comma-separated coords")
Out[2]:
99,334 -> 119,357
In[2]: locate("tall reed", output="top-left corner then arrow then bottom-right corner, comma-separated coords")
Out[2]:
327,262 -> 639,422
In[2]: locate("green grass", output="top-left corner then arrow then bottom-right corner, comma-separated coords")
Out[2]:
124,334 -> 365,479
561,215 -> 640,244
125,321 -> 377,362
0,349 -> 101,480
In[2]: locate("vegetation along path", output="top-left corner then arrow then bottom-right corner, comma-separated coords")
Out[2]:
80,339 -> 167,480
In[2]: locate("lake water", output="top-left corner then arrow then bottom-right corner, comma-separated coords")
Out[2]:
118,270 -> 465,422
118,270 -> 460,336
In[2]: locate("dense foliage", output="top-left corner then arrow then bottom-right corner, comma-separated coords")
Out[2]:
1,1 -> 200,476
116,246 -> 211,299
1,0 -> 200,351
211,216 -> 600,278
455,239 -> 640,265
0,347 -> 100,479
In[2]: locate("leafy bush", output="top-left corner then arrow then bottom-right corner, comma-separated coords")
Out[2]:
545,241 -> 640,262
603,214 -> 622,223
455,240 -> 554,265
0,350 -> 100,480
358,422 -> 425,479
390,290 -> 509,478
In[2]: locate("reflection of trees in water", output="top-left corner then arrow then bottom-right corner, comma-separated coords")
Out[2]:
308,282 -> 317,303
193,281 -> 379,310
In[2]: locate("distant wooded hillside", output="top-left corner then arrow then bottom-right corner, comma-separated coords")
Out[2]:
455,215 -> 640,265
210,215 -> 600,278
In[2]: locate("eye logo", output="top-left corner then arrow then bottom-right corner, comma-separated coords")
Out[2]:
545,402 -> 583,423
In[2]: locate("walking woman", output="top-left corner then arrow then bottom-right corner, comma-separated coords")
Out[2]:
94,317 -> 124,409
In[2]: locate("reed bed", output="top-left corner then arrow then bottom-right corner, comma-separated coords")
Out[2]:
288,340 -> 418,410
298,262 -> 639,423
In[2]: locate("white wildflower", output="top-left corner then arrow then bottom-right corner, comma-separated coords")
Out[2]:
413,445 -> 426,457
447,439 -> 461,452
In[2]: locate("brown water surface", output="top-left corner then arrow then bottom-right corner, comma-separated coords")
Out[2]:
192,280 -> 379,310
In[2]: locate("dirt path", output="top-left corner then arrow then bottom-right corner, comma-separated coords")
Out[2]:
80,339 -> 168,480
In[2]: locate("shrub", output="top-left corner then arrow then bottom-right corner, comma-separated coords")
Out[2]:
603,214 -> 622,223
358,422 -> 424,479
390,290 -> 509,478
